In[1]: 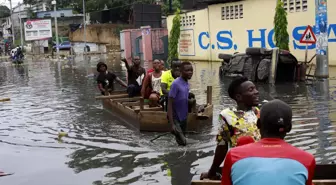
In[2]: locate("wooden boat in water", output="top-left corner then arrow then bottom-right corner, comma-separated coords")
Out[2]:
191,164 -> 336,185
96,86 -> 214,132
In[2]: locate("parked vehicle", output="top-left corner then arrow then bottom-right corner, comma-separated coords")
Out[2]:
218,47 -> 299,83
53,41 -> 71,51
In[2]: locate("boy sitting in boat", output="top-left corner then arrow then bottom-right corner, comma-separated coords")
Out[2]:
201,76 -> 260,180
160,59 -> 181,110
141,59 -> 163,107
221,99 -> 316,185
167,61 -> 193,146
121,56 -> 146,97
96,62 -> 127,95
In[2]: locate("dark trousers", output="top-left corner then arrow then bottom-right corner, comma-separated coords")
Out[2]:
127,84 -> 141,97
169,119 -> 187,146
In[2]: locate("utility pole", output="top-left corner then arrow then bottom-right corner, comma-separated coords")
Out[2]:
83,0 -> 86,54
314,0 -> 329,78
18,2 -> 24,48
169,0 -> 172,13
9,0 -> 15,44
52,0 -> 59,59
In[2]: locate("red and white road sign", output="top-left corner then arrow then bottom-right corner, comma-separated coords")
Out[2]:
299,25 -> 317,44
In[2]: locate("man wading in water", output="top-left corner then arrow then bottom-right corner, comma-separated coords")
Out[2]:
167,61 -> 193,146
96,62 -> 127,95
122,56 -> 146,97
201,76 -> 260,179
141,59 -> 163,107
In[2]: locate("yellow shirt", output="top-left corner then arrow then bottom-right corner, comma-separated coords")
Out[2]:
160,70 -> 175,95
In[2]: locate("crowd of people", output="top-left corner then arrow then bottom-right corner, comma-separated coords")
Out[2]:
200,77 -> 315,185
96,57 -> 196,146
96,58 -> 316,185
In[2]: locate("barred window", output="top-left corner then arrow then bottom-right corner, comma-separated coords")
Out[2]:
221,4 -> 243,20
282,0 -> 308,13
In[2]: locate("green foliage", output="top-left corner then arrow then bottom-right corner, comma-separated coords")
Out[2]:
168,9 -> 181,63
162,0 -> 182,16
274,0 -> 289,51
0,5 -> 10,18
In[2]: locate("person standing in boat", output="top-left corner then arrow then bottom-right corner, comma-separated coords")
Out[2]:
141,59 -> 163,107
121,56 -> 146,97
167,61 -> 193,146
160,59 -> 181,110
200,76 -> 260,180
96,62 -> 127,95
221,99 -> 316,185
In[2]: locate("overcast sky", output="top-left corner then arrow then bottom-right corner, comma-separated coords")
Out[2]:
0,0 -> 22,9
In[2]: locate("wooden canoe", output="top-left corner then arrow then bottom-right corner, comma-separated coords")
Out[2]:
191,164 -> 336,185
97,86 -> 214,132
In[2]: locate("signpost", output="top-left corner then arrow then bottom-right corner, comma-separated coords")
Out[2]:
315,0 -> 328,78
299,25 -> 317,63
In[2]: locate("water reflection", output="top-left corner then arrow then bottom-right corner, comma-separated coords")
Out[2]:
0,56 -> 335,185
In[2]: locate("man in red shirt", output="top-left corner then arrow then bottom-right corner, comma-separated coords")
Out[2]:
221,99 -> 316,185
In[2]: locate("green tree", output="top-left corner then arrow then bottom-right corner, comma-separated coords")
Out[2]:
274,0 -> 289,50
0,5 -> 10,18
162,0 -> 181,16
168,9 -> 181,62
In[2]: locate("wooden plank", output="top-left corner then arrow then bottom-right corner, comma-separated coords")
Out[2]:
140,97 -> 144,111
95,94 -> 129,100
191,180 -> 336,185
122,101 -> 140,106
206,86 -> 212,105
112,97 -> 141,103
214,164 -> 336,180
315,164 -> 336,180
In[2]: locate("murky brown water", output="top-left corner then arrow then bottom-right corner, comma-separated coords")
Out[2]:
0,55 -> 336,185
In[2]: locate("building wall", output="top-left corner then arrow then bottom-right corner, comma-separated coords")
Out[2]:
167,0 -> 336,65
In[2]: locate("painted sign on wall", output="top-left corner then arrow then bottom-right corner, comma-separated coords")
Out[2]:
197,24 -> 336,51
24,19 -> 52,41
179,29 -> 195,56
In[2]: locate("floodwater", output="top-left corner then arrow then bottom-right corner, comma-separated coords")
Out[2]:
0,55 -> 336,185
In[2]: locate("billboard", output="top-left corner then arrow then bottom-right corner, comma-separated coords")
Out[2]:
24,19 -> 52,41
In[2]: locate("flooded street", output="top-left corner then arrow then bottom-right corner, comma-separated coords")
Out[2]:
0,55 -> 336,185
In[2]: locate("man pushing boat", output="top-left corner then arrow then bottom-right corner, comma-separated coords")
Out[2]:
167,61 -> 194,146
201,76 -> 261,179
96,62 -> 127,95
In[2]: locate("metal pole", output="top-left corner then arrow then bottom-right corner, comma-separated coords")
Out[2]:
314,0 -> 329,78
169,0 -> 172,13
9,0 -> 15,44
52,0 -> 59,59
83,0 -> 86,54
19,3 -> 23,48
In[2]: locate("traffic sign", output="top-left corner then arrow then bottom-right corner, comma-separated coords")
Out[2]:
299,25 -> 317,44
